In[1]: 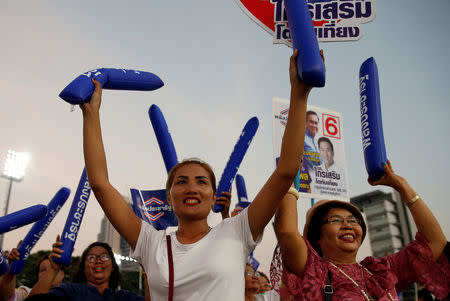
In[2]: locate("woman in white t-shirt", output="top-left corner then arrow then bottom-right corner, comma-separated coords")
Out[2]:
80,50 -> 318,300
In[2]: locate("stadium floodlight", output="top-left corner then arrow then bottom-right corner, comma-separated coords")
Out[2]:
0,150 -> 31,249
3,150 -> 30,181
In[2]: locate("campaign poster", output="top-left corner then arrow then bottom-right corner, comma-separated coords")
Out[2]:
272,97 -> 349,201
234,0 -> 376,44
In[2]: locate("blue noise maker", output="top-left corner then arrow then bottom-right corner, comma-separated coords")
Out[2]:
213,117 -> 259,212
359,57 -> 387,181
0,205 -> 47,234
9,188 -> 70,274
0,249 -> 8,276
149,104 -> 179,173
59,68 -> 164,105
284,0 -> 325,87
130,188 -> 178,230
235,174 -> 251,210
53,168 -> 91,266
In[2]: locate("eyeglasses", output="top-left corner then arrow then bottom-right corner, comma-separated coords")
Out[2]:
322,215 -> 361,226
86,253 -> 111,263
245,270 -> 261,277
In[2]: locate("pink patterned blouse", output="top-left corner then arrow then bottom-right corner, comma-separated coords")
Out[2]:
270,232 -> 449,300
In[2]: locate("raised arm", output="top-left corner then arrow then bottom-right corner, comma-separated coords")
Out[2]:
81,79 -> 141,249
28,236 -> 63,297
273,186 -> 308,276
0,245 -> 20,301
247,50 -> 316,240
368,160 -> 447,260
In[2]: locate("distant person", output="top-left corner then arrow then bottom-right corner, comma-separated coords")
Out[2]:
244,264 -> 261,301
255,271 -> 279,301
311,137 -> 346,195
0,242 -> 64,301
272,160 -> 449,300
27,239 -> 145,301
79,50 -> 316,300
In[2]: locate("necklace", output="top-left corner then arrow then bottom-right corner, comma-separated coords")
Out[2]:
176,226 -> 211,242
327,261 -> 396,301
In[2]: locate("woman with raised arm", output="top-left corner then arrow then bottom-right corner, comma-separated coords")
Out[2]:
271,161 -> 449,300
80,50 -> 314,300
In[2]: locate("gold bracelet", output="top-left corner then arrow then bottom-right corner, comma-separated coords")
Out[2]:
287,187 -> 299,200
406,195 -> 420,207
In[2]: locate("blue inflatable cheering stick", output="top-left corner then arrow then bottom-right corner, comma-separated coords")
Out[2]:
59,68 -> 164,105
53,168 -> 91,266
0,204 -> 47,277
284,0 -> 325,87
9,188 -> 70,274
149,104 -> 179,173
0,205 -> 47,234
213,117 -> 259,212
235,174 -> 251,210
0,249 -> 8,276
359,57 -> 387,181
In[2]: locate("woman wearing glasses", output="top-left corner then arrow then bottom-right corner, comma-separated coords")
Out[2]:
26,241 -> 146,301
245,264 -> 261,301
271,161 -> 449,300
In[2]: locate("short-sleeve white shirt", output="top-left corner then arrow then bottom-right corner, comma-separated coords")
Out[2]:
131,208 -> 260,301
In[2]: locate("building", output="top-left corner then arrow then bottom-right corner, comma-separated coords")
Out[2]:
97,213 -> 140,272
351,189 -> 418,300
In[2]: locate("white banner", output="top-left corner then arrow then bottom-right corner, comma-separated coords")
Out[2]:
272,97 -> 349,201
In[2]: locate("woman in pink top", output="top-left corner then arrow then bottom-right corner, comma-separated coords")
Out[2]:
271,161 -> 449,300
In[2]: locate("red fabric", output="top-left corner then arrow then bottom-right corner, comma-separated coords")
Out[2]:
270,232 -> 450,300
166,235 -> 174,301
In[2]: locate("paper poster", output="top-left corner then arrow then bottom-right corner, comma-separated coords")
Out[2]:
235,0 -> 376,43
273,97 -> 349,201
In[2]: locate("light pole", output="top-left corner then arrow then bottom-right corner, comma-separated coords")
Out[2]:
0,150 -> 30,249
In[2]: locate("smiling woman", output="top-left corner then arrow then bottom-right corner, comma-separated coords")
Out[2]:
79,50 -> 314,301
271,161 -> 449,300
25,241 -> 145,301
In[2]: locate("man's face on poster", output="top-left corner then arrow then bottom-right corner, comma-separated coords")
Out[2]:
319,141 -> 334,167
306,113 -> 319,137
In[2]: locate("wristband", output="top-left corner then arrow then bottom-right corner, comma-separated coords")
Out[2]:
406,195 -> 420,207
288,187 -> 299,200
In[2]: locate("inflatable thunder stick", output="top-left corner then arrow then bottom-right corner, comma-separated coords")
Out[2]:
0,249 -> 8,276
284,0 -> 325,87
235,174 -> 251,209
59,68 -> 164,105
53,169 -> 91,266
9,188 -> 70,274
0,205 -> 47,234
213,117 -> 259,212
149,104 -> 179,173
359,57 -> 387,181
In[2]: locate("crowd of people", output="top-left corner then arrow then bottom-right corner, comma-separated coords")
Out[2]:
0,51 -> 448,300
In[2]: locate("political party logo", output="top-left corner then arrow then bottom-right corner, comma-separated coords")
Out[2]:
130,188 -> 178,230
144,197 -> 169,221
234,0 -> 376,43
274,108 -> 289,126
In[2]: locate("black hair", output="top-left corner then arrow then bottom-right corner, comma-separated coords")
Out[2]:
318,137 -> 334,152
308,203 -> 360,257
306,110 -> 319,121
71,242 -> 122,290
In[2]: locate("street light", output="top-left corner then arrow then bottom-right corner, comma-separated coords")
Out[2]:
0,150 -> 30,249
